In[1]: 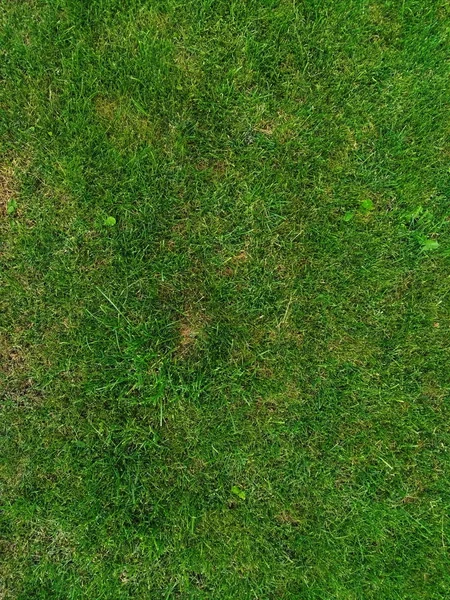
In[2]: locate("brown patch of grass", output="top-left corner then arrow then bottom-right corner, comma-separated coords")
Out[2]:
179,322 -> 199,346
194,160 -> 209,171
0,163 -> 17,217
95,96 -> 118,121
211,160 -> 228,176
249,384 -> 301,422
0,331 -> 45,408
136,8 -> 170,31
276,511 -> 301,526
232,250 -> 248,262
38,181 -> 81,224
96,9 -> 170,55
270,328 -> 304,348
189,457 -> 207,474
94,96 -> 161,151
179,320 -> 201,349
119,571 -> 130,585
0,335 -> 25,376
256,365 -> 275,379
253,397 -> 278,415
327,126 -> 360,173
401,495 -> 418,504
177,310 -> 208,356
194,159 -> 229,180
257,122 -> 275,136
222,248 -> 250,276
422,378 -> 447,404
328,334 -> 377,366
175,47 -> 202,80
255,111 -> 304,143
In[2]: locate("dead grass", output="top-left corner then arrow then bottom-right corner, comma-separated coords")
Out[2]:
0,163 -> 17,217
177,310 -> 208,356
0,334 -> 25,376
94,96 -> 161,151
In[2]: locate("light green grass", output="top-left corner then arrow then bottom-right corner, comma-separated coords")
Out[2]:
1,1 -> 450,598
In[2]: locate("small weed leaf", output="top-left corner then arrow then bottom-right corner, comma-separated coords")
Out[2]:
7,199 -> 17,215
231,486 -> 246,500
360,199 -> 374,213
104,216 -> 116,227
406,205 -> 424,222
343,211 -> 354,222
421,238 -> 439,251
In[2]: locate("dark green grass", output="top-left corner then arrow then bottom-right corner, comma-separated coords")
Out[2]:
1,0 -> 450,597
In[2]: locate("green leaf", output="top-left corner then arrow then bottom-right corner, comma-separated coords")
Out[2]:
406,205 -> 423,222
231,485 -> 246,500
360,199 -> 374,213
104,216 -> 116,227
343,211 -> 354,222
421,238 -> 439,251
7,199 -> 17,215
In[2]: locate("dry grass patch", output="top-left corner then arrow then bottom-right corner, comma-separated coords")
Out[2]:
177,310 -> 209,356
95,96 -> 161,151
0,163 -> 17,217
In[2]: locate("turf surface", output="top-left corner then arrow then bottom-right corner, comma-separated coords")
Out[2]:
1,0 -> 450,598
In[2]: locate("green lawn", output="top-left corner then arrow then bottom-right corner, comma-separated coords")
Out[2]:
1,1 -> 449,598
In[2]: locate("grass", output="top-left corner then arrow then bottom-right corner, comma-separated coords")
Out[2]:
1,0 -> 449,597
